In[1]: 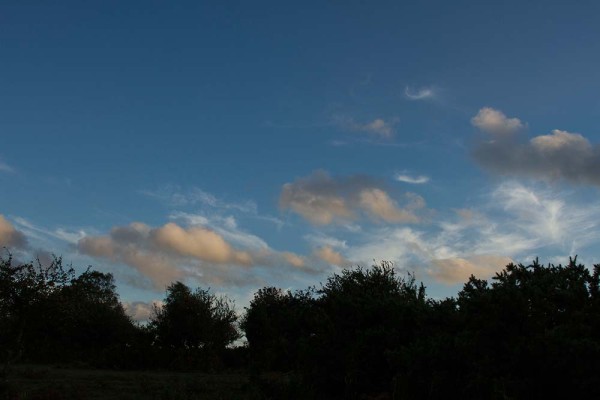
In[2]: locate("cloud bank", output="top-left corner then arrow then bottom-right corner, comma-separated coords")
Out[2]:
78,219 -> 322,290
472,107 -> 600,186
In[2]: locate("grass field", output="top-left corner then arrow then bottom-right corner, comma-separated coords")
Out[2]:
1,365 -> 265,400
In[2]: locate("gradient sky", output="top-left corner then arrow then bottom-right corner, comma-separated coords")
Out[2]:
2,0 -> 600,321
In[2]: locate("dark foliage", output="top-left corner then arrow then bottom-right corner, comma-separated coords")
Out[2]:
149,281 -> 240,370
0,254 -> 135,369
4,250 -> 600,399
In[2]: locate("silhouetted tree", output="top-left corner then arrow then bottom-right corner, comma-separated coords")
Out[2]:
150,282 -> 239,369
306,262 -> 428,398
0,254 -> 73,370
241,286 -> 319,371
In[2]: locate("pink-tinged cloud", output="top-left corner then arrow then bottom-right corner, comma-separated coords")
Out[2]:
280,171 -> 426,225
0,215 -> 28,249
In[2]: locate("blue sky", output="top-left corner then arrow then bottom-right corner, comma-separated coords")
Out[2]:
2,0 -> 600,320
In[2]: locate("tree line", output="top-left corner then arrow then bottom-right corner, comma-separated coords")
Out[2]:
2,253 -> 600,398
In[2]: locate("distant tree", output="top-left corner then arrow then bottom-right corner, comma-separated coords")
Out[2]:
150,282 -> 239,369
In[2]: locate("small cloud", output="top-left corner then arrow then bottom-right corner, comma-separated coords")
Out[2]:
333,115 -> 398,139
404,86 -> 436,101
471,107 -> 524,136
395,173 -> 430,184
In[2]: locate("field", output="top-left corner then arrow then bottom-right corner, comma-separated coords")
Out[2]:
1,365 -> 266,400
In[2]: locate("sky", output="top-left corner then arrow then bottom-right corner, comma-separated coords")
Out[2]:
2,0 -> 600,321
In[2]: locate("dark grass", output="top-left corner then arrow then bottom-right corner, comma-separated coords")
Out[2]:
1,365 -> 266,400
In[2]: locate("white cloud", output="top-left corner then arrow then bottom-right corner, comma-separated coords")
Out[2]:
141,186 -> 257,213
395,173 -> 430,184
404,86 -> 435,100
13,217 -> 86,245
345,182 -> 600,285
471,107 -> 524,136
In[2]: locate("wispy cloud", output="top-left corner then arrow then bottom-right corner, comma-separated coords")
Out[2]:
141,185 -> 284,228
472,107 -> 600,186
141,186 -> 257,214
395,172 -> 430,184
345,182 -> 600,284
404,86 -> 436,101
280,170 -> 426,225
13,217 -> 86,245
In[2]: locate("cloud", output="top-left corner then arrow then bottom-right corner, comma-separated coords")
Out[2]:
78,221 -> 256,289
358,189 -> 421,223
471,107 -> 524,136
333,115 -> 397,139
141,186 -> 257,213
282,252 -> 306,268
280,171 -> 425,225
428,255 -> 513,284
169,212 -> 270,250
491,181 -> 600,251
395,173 -> 430,184
404,86 -> 435,100
0,215 -> 28,249
345,181 -> 600,285
151,222 -> 252,265
78,217 -> 324,290
13,217 -> 86,245
472,109 -> 600,185
314,246 -> 350,266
